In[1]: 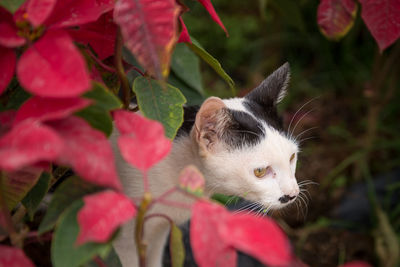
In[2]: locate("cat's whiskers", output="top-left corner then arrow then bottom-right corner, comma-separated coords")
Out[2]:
290,108 -> 315,139
287,96 -> 319,140
295,126 -> 318,142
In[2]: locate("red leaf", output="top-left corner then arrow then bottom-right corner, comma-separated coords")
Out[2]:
14,96 -> 92,125
219,214 -> 293,267
0,47 -> 16,95
0,120 -> 63,171
190,200 -> 237,267
26,0 -> 57,27
0,111 -> 16,135
47,116 -> 122,190
68,12 -> 117,60
44,0 -> 114,28
0,245 -> 34,267
317,0 -> 357,40
339,261 -> 373,267
114,0 -> 180,79
179,165 -> 205,194
0,8 -> 26,48
178,16 -> 191,44
113,110 -> 172,172
17,30 -> 91,97
359,0 -> 400,51
77,190 -> 137,244
197,0 -> 228,36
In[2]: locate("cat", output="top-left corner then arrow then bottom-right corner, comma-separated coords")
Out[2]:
111,62 -> 300,267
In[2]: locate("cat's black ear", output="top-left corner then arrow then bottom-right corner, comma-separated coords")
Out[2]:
246,62 -> 290,105
192,97 -> 227,154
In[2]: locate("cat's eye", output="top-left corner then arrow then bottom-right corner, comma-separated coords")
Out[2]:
254,166 -> 271,178
290,153 -> 296,163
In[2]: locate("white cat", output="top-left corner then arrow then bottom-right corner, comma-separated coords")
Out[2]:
112,62 -> 300,267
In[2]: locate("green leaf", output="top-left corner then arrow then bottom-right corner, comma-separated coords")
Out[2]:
39,176 -> 99,234
168,73 -> 205,106
76,83 -> 122,136
0,0 -> 26,13
169,224 -> 185,267
133,77 -> 186,139
75,106 -> 113,136
1,169 -> 41,210
186,39 -> 235,95
171,43 -> 204,95
85,247 -> 122,267
4,87 -> 31,111
22,172 -> 51,220
52,200 -> 111,267
270,0 -> 306,32
83,83 -> 122,111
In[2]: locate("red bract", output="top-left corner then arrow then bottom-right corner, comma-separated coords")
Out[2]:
359,0 -> 400,51
77,190 -> 137,245
317,0 -> 357,40
17,30 -> 91,97
47,116 -> 122,190
178,16 -> 191,44
0,111 -> 16,135
68,12 -> 117,60
0,245 -> 35,267
179,165 -> 205,194
26,0 -> 57,27
219,214 -> 293,267
0,120 -> 63,171
0,47 -> 16,94
114,0 -> 180,79
40,0 -> 114,29
191,200 -> 294,267
197,0 -> 228,36
0,8 -> 26,48
14,96 -> 91,125
114,110 -> 172,172
190,200 -> 236,267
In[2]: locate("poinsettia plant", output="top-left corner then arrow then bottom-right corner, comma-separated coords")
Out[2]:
0,0 -> 397,266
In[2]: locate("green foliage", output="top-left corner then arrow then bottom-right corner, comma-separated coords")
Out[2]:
22,172 -> 51,219
170,224 -> 185,267
133,77 -> 186,139
39,176 -> 100,234
0,0 -> 26,13
51,200 -> 111,267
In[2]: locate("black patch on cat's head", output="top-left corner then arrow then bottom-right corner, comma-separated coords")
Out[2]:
244,62 -> 290,132
222,110 -> 265,149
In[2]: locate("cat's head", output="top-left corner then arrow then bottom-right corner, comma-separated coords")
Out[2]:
192,62 -> 299,210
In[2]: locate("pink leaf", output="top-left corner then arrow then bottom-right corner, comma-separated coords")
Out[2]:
0,120 -> 63,171
339,261 -> 373,267
77,190 -> 137,244
26,0 -> 57,27
197,0 -> 228,36
0,47 -> 16,95
0,245 -> 34,267
68,12 -> 117,60
14,96 -> 92,125
179,165 -> 205,194
190,200 -> 237,267
47,116 -> 122,190
0,8 -> 26,48
17,30 -> 91,97
44,0 -> 114,28
0,111 -> 16,135
219,214 -> 293,267
359,0 -> 400,51
178,16 -> 191,44
317,0 -> 357,41
113,110 -> 172,172
114,0 -> 180,79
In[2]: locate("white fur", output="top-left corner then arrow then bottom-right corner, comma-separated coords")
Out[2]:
111,100 -> 299,267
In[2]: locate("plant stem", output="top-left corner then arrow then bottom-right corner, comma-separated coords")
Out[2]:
135,192 -> 152,267
87,49 -> 116,73
114,28 -> 131,109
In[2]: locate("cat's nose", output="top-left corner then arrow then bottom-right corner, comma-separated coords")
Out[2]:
279,194 -> 296,204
